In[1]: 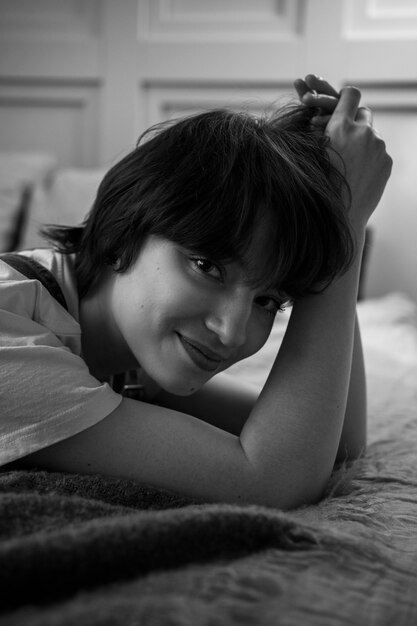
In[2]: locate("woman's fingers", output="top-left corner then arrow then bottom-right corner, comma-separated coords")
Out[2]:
295,77 -> 391,228
324,85 -> 392,225
311,114 -> 332,128
305,74 -> 339,98
295,78 -> 373,133
303,92 -> 339,112
293,78 -> 310,100
294,75 -> 340,114
330,87 -> 362,123
355,106 -> 373,125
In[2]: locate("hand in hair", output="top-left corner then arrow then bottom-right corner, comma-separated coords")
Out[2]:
295,74 -> 392,229
294,74 -> 339,123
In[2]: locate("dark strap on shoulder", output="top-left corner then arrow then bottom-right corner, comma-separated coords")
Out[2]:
0,253 -> 68,311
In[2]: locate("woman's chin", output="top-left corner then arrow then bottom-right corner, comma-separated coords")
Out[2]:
160,379 -> 205,396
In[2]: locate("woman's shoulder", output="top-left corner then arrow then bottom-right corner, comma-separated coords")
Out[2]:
9,248 -> 80,321
0,248 -> 82,353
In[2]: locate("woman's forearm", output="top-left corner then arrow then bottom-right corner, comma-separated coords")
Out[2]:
240,230 -> 366,507
336,314 -> 367,463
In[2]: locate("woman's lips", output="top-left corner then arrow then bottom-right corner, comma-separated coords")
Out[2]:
177,333 -> 223,372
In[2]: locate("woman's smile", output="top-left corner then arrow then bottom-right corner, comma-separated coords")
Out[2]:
176,332 -> 225,372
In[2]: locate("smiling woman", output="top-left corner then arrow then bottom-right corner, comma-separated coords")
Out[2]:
0,76 -> 392,509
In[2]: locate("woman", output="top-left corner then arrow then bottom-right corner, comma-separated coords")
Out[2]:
0,76 -> 392,509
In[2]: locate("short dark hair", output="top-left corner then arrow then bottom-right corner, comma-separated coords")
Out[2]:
42,105 -> 354,299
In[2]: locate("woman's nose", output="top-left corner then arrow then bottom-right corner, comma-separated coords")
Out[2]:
205,295 -> 252,348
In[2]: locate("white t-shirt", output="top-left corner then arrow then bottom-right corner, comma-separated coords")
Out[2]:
0,249 -> 122,465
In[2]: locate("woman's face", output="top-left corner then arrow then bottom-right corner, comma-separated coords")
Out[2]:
106,234 -> 284,395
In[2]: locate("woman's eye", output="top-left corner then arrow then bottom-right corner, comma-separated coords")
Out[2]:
255,295 -> 284,315
190,257 -> 223,280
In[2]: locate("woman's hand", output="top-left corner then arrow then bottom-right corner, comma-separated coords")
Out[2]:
294,74 -> 339,122
294,74 -> 393,229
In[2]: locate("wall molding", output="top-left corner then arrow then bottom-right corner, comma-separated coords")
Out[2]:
0,82 -> 100,166
138,0 -> 304,41
142,82 -> 296,127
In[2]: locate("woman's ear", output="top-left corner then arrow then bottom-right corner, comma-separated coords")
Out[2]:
106,255 -> 121,271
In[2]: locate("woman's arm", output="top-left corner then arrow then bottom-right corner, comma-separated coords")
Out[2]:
294,75 -> 370,464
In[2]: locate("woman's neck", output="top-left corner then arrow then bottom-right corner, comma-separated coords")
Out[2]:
78,279 -> 138,380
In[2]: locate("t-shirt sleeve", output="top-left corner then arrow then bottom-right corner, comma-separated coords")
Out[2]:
0,283 -> 123,465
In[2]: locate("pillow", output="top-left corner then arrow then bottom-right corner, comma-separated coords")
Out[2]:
0,152 -> 56,252
20,167 -> 107,250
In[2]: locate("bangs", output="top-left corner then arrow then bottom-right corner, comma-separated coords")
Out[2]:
145,111 -> 283,281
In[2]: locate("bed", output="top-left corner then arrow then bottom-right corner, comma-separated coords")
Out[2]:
1,158 -> 417,625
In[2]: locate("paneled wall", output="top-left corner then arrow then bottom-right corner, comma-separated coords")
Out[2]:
0,0 -> 102,166
0,0 -> 416,301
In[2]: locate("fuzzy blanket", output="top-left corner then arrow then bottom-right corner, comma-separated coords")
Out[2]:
1,293 -> 417,625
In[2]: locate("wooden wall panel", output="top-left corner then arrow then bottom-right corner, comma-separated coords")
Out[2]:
342,0 -> 417,81
0,83 -> 99,167
136,0 -> 307,132
137,0 -> 305,85
344,0 -> 417,38
0,0 -> 102,166
0,0 -> 101,79
143,84 -> 295,128
138,0 -> 302,39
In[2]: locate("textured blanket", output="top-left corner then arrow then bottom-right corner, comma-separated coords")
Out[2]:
1,294 -> 417,625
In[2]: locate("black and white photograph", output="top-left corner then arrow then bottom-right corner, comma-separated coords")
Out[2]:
1,1 -> 417,623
